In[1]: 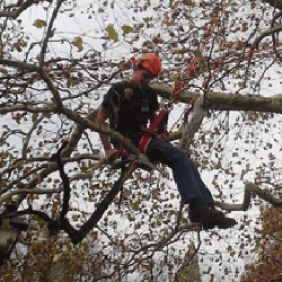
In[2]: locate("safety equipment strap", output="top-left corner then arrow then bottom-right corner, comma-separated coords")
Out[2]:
139,108 -> 169,152
118,108 -> 169,159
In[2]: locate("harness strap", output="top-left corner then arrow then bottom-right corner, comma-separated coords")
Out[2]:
118,108 -> 169,158
139,133 -> 152,153
118,132 -> 151,158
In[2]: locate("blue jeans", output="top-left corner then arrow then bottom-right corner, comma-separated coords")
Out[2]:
146,139 -> 213,204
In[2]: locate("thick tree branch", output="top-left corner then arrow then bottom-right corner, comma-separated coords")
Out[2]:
0,104 -> 55,114
51,141 -> 70,222
60,109 -> 97,158
0,59 -> 41,72
253,24 -> 282,47
263,0 -> 282,10
151,83 -> 282,114
0,0 -> 41,19
167,125 -> 184,141
61,107 -> 157,171
179,96 -> 204,151
0,188 -> 62,204
214,182 -> 282,212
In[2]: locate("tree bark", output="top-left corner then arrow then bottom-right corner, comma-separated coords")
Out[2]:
150,83 -> 282,114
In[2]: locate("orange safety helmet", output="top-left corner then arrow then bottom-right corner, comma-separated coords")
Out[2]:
132,53 -> 162,77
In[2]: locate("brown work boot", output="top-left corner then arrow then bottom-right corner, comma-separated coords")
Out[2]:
189,202 -> 222,222
189,198 -> 237,229
201,217 -> 237,230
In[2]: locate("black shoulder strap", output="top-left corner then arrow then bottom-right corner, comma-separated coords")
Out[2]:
109,88 -> 121,131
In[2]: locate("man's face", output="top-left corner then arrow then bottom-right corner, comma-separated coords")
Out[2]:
132,68 -> 155,84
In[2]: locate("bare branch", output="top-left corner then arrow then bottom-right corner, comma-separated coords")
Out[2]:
40,0 -> 66,65
253,24 -> 282,47
151,83 -> 282,114
22,115 -> 44,159
0,104 -> 55,114
51,141 -> 70,221
123,223 -> 201,265
0,59 -> 41,72
61,107 -> 157,170
214,182 -> 282,212
0,188 -> 62,204
40,70 -> 63,110
61,109 -> 97,157
2,165 -> 48,194
179,95 -> 204,151
0,0 -> 41,19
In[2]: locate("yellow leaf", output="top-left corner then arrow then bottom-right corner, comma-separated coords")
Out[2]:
33,19 -> 47,28
122,25 -> 133,34
106,25 -> 118,40
72,36 -> 83,52
72,215 -> 79,221
184,0 -> 195,7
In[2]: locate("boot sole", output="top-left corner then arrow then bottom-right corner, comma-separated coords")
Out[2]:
202,219 -> 237,230
189,214 -> 226,224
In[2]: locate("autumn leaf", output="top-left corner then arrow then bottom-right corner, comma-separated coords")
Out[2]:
13,42 -> 22,52
122,25 -> 133,34
13,40 -> 27,52
184,0 -> 195,7
106,25 -> 118,40
72,215 -> 79,221
33,19 -> 47,28
72,36 -> 83,52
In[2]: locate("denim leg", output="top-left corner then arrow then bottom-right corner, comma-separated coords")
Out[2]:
146,139 -> 214,204
187,152 -> 214,203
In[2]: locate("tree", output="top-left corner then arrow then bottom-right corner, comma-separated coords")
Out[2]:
0,219 -> 106,282
240,203 -> 282,282
1,0 -> 282,281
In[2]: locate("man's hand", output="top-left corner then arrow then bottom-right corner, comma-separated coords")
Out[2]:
105,148 -> 120,161
96,107 -> 118,160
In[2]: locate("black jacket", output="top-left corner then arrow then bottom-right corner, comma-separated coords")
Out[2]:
102,81 -> 159,139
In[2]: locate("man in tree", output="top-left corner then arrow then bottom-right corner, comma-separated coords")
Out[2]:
96,53 -> 237,229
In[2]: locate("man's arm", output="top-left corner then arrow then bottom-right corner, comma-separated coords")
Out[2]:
96,106 -> 119,160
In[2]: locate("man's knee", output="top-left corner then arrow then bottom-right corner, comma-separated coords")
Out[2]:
167,146 -> 187,165
147,140 -> 188,165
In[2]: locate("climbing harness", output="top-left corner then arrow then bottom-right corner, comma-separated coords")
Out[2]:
117,94 -> 174,160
